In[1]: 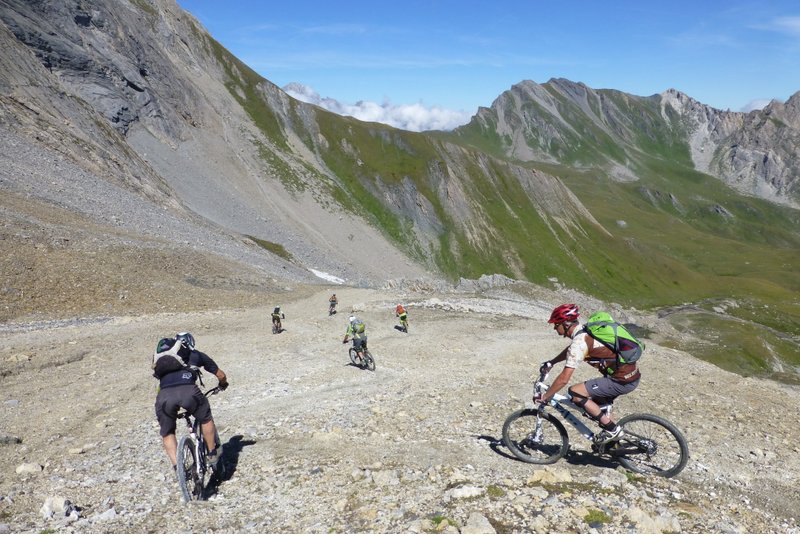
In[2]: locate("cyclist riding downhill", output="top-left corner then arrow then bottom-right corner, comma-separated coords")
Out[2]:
343,315 -> 367,361
395,304 -> 408,333
152,332 -> 229,474
328,293 -> 338,316
271,306 -> 285,334
534,304 -> 642,445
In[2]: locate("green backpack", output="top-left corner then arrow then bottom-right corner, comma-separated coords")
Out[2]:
583,311 -> 645,364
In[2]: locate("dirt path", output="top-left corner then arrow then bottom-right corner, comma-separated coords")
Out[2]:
1,286 -> 799,533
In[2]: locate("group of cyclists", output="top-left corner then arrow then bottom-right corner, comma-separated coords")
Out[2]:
152,299 -> 639,476
152,293 -> 412,473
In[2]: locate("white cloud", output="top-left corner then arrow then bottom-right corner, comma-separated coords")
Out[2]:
282,82 -> 472,132
740,98 -> 776,112
771,16 -> 800,36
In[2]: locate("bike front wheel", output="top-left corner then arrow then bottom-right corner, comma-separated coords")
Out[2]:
502,408 -> 569,464
349,347 -> 360,366
176,435 -> 203,502
613,413 -> 689,478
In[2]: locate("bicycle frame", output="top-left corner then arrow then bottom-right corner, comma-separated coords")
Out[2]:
178,409 -> 207,478
535,373 -> 612,442
178,387 -> 221,479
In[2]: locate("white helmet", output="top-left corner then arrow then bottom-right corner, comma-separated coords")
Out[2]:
175,332 -> 196,350
349,315 -> 356,323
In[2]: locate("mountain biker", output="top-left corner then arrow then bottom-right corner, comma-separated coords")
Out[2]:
534,304 -> 640,444
395,304 -> 408,332
271,306 -> 285,332
329,294 -> 338,314
152,332 -> 228,471
342,315 -> 367,358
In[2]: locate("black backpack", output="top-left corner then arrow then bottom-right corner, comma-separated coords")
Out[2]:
152,338 -> 190,379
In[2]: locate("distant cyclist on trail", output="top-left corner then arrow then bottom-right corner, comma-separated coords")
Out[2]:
152,332 -> 228,472
271,306 -> 285,333
329,293 -> 338,315
395,303 -> 408,333
343,315 -> 367,359
534,304 -> 641,444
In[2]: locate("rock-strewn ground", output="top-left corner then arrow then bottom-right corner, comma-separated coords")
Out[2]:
1,285 -> 798,533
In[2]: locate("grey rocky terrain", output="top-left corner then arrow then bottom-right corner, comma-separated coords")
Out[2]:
1,282 -> 799,533
1,1 -> 799,532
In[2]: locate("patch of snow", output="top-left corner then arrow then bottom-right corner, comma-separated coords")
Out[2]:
309,269 -> 345,284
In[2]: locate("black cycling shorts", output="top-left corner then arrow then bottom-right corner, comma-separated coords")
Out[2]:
155,384 -> 213,437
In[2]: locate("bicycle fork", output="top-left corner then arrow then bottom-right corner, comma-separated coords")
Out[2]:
529,416 -> 545,444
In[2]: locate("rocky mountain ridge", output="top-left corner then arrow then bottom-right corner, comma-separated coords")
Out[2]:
1,0 -> 613,302
461,79 -> 800,207
2,1 -> 799,367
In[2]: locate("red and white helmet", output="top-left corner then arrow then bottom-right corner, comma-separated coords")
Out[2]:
548,304 -> 579,324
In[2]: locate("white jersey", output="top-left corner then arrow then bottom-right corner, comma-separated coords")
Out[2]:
564,322 -> 591,369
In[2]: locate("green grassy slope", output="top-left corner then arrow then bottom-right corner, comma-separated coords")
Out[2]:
441,82 -> 800,381
202,36 -> 799,381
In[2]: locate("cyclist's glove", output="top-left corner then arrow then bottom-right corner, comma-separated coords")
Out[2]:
539,361 -> 553,374
218,380 -> 229,391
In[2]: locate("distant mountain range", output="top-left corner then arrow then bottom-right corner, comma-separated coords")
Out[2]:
0,0 -> 797,379
455,78 -> 800,207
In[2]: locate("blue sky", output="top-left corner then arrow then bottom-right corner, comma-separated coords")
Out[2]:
176,1 -> 800,131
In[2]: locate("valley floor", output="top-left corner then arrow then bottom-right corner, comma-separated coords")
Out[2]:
1,286 -> 798,533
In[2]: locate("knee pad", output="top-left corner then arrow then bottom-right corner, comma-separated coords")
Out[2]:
568,386 -> 589,408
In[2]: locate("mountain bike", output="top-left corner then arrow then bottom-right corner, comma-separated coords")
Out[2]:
398,316 -> 408,333
272,318 -> 282,334
349,346 -> 375,371
175,387 -> 225,502
329,301 -> 337,316
502,369 -> 689,478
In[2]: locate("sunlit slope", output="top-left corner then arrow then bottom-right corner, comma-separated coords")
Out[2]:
202,31 -> 799,378
208,31 -> 799,313
450,81 -> 800,378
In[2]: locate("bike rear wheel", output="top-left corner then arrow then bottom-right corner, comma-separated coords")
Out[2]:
502,409 -> 569,464
613,413 -> 689,478
363,350 -> 376,371
349,347 -> 360,366
176,435 -> 204,502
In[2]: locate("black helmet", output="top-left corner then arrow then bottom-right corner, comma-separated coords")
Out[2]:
175,332 -> 196,350
274,306 -> 280,313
